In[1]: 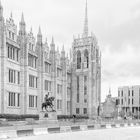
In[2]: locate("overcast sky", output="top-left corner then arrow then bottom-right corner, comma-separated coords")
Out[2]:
2,0 -> 140,101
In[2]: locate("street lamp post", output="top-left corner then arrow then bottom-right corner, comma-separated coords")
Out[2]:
138,88 -> 140,121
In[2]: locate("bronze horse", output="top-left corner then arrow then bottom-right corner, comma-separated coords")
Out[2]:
42,96 -> 55,112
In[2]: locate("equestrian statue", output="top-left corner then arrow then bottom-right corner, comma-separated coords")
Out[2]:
41,93 -> 55,112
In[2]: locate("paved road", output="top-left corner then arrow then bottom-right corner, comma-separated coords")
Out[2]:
12,126 -> 140,140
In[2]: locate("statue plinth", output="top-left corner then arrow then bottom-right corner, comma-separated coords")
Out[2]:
39,111 -> 57,120
38,111 -> 58,124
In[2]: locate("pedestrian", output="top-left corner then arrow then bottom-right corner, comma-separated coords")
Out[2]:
73,114 -> 76,123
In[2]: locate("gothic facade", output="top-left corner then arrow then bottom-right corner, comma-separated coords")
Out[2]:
0,1 -> 101,118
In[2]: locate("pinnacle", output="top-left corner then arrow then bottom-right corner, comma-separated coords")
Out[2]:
10,12 -> 13,19
21,12 -> 25,23
62,45 -> 65,52
30,27 -> 32,33
38,26 -> 42,35
51,36 -> 54,44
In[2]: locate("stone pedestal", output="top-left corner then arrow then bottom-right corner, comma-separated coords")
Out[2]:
38,111 -> 58,124
39,111 -> 57,120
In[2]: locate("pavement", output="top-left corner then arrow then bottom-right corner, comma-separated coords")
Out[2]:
0,119 -> 140,139
10,126 -> 140,140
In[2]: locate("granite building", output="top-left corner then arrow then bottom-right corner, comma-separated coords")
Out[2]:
0,1 -> 101,118
71,1 -> 101,118
118,86 -> 140,117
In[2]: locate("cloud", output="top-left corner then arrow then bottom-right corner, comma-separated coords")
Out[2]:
2,0 -> 140,101
101,42 -> 140,101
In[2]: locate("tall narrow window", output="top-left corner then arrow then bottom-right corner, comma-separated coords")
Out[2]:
36,96 -> 37,107
84,86 -> 87,95
77,51 -> 81,69
12,33 -> 14,40
8,46 -> 10,58
118,91 -> 120,97
77,76 -> 79,103
121,99 -> 123,105
132,90 -> 134,96
83,108 -> 87,114
67,101 -> 70,112
77,76 -> 79,92
45,62 -> 51,73
36,77 -> 38,88
16,49 -> 19,61
77,94 -> 79,103
57,99 -> 62,110
76,108 -> 80,114
84,49 -> 89,68
9,69 -> 16,83
17,93 -> 20,107
121,90 -> 123,97
18,72 -> 20,84
128,90 -> 130,96
8,92 -> 16,107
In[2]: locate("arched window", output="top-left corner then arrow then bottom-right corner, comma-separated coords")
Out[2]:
84,49 -> 89,68
77,50 -> 81,69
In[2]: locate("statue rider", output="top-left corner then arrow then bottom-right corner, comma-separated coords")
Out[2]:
44,92 -> 49,103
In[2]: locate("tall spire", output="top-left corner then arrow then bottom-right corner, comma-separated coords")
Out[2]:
83,0 -> 88,37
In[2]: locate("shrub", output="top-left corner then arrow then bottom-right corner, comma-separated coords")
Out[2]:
57,115 -> 89,120
0,114 -> 39,121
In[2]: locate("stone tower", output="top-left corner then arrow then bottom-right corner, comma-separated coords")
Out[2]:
71,0 -> 101,118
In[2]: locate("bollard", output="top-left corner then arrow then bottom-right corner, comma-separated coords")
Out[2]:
106,124 -> 112,129
80,125 -> 88,131
34,128 -> 48,135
